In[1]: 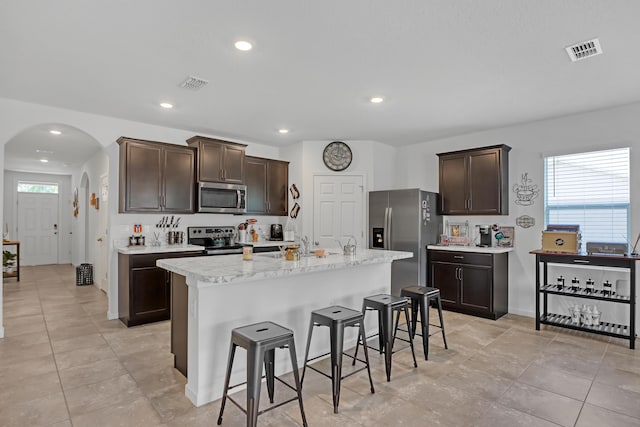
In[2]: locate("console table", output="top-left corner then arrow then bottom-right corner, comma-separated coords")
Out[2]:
3,240 -> 20,281
531,250 -> 637,349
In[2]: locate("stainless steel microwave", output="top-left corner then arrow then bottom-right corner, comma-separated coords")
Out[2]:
197,182 -> 247,214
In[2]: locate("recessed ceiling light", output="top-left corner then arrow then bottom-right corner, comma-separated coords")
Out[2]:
49,130 -> 61,135
40,159 -> 49,163
160,102 -> 173,109
278,129 -> 289,134
370,97 -> 384,104
235,40 -> 253,51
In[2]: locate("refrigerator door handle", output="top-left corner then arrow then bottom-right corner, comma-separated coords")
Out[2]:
384,208 -> 393,250
383,207 -> 389,250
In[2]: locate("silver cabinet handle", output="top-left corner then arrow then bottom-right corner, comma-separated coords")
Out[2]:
454,255 -> 464,259
573,260 -> 590,264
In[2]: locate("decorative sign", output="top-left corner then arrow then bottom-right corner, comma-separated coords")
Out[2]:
516,215 -> 535,228
101,174 -> 109,202
513,172 -> 539,206
72,188 -> 79,218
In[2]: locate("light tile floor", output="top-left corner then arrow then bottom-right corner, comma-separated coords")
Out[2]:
2,264 -> 640,426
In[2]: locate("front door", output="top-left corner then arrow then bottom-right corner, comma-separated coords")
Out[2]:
17,192 -> 59,265
313,174 -> 365,250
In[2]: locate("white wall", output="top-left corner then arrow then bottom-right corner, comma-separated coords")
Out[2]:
71,149 -> 109,265
3,171 -> 73,264
296,140 -> 400,244
396,102 -> 640,326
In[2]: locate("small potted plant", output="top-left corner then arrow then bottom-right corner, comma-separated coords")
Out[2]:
3,250 -> 17,273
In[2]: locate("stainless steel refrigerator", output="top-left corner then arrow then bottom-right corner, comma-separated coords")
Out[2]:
369,189 -> 442,296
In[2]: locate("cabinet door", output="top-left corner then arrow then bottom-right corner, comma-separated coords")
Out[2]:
222,144 -> 246,184
468,148 -> 503,215
130,267 -> 170,324
431,262 -> 459,305
245,157 -> 268,214
163,146 -> 196,213
438,153 -> 467,214
198,141 -> 223,182
266,160 -> 289,216
122,141 -> 162,212
460,264 -> 492,311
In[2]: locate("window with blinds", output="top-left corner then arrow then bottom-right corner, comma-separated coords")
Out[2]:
544,147 -> 630,245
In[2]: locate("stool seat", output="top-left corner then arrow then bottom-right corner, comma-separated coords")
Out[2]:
353,293 -> 418,381
400,286 -> 448,360
363,293 -> 408,308
217,321 -> 307,427
232,321 -> 293,347
401,286 -> 440,298
302,305 -> 375,413
311,305 -> 363,324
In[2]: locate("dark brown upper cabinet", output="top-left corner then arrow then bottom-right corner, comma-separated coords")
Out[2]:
118,137 -> 196,213
186,136 -> 246,184
437,144 -> 511,215
245,156 -> 289,216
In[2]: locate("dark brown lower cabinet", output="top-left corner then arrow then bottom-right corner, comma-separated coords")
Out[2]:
118,251 -> 201,327
171,272 -> 188,377
427,249 -> 508,320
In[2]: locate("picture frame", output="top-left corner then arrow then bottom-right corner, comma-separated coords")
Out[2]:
446,221 -> 469,246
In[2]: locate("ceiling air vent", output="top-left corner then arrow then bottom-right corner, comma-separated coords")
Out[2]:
179,76 -> 209,90
565,38 -> 602,62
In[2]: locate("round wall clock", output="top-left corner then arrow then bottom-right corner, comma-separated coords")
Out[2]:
323,141 -> 353,171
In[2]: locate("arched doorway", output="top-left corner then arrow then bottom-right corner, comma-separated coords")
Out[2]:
3,123 -> 108,275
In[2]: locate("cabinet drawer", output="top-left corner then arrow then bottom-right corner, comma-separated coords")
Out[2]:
429,250 -> 492,266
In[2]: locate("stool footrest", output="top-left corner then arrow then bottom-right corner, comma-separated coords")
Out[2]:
226,393 -> 301,418
397,325 -> 444,339
305,363 -> 371,381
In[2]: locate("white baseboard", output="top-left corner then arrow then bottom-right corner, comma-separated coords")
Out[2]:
108,310 -> 119,320
508,307 -> 535,318
0,325 -> 4,339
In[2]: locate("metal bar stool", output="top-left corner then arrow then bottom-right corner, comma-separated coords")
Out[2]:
301,305 -> 375,413
352,294 -> 417,381
217,321 -> 307,427
399,286 -> 448,360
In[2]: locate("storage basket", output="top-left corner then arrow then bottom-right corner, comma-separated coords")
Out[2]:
76,263 -> 94,286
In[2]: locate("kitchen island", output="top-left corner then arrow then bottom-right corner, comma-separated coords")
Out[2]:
157,249 -> 412,407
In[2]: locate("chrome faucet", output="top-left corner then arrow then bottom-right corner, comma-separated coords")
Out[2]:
301,235 -> 310,256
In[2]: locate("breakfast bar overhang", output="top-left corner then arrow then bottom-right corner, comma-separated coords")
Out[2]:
157,249 -> 412,407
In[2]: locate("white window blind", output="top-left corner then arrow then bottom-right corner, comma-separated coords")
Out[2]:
544,147 -> 630,245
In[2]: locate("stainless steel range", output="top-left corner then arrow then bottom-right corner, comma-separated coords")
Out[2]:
187,226 -> 243,255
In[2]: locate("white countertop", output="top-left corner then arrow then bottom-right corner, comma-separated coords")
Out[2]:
116,244 -> 205,255
427,245 -> 513,254
157,248 -> 413,287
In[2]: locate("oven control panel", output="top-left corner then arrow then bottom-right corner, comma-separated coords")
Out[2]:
188,226 -> 236,239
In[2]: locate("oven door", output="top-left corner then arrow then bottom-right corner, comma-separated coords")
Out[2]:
198,182 -> 247,214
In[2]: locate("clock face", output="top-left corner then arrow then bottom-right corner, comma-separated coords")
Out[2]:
323,141 -> 352,171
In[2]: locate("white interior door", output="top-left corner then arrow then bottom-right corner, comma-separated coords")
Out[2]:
313,175 -> 365,251
96,174 -> 109,292
17,193 -> 59,266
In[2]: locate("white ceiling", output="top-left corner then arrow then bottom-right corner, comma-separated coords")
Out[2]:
2,0 -> 640,157
4,124 -> 102,174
